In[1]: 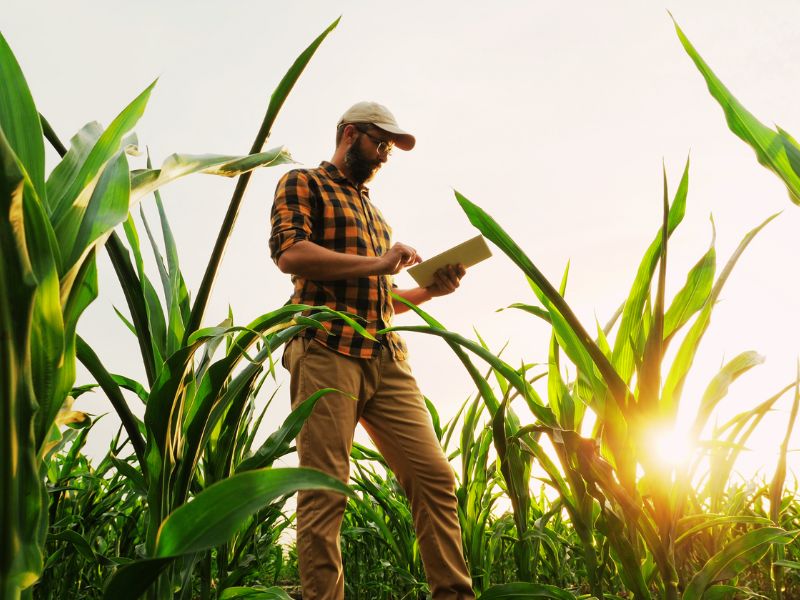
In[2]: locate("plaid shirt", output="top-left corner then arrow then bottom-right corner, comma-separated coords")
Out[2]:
270,161 -> 407,360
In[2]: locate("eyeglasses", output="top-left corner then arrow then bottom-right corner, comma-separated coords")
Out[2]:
353,124 -> 394,156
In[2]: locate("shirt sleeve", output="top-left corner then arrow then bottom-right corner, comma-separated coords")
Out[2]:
269,169 -> 314,264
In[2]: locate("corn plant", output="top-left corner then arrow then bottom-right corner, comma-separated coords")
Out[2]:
0,17 -> 366,599
382,159 -> 799,599
0,29 -> 296,598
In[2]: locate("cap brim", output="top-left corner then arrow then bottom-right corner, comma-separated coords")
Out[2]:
373,122 -> 416,151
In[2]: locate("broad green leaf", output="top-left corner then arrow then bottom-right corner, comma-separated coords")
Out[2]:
56,150 -> 130,273
236,389 -> 340,472
48,530 -> 95,561
691,351 -> 764,440
45,121 -> 103,215
673,17 -> 800,205
101,557 -> 172,600
0,127 -> 45,595
700,586 -> 742,600
662,213 -> 777,417
258,17 -> 341,149
154,467 -> 353,557
683,527 -> 796,599
663,239 -> 715,342
675,514 -> 772,545
0,32 -> 45,202
386,322 -> 554,426
219,588 -> 291,600
49,80 -> 155,225
453,190 -> 629,410
612,157 -> 689,384
479,582 -> 577,599
128,146 -> 293,204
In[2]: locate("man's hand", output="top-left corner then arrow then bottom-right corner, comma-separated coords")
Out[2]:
425,263 -> 466,297
377,242 -> 422,275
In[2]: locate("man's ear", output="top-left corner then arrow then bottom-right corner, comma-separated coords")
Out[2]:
343,124 -> 359,144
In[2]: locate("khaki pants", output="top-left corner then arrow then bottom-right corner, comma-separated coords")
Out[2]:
283,336 -> 475,600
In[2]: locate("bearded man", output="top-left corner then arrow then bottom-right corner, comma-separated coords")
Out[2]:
269,101 -> 475,600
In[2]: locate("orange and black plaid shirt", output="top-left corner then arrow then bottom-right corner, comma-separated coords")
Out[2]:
269,161 -> 407,360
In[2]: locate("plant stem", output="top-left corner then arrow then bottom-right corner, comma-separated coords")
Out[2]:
76,335 -> 147,469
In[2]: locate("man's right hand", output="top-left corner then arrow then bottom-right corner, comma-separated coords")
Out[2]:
376,242 -> 422,275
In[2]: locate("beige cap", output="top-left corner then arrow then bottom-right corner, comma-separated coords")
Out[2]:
338,101 -> 416,151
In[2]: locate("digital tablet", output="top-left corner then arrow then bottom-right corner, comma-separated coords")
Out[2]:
407,235 -> 492,288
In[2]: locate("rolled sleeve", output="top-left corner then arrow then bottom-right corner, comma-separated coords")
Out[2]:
269,169 -> 315,263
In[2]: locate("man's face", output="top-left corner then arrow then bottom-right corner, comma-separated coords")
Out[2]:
344,125 -> 392,186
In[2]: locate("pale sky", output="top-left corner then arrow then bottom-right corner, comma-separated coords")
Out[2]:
6,1 -> 799,481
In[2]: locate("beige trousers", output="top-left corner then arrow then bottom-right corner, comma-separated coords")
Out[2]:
283,336 -> 475,600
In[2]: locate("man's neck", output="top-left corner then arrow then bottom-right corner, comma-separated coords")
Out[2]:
329,155 -> 362,188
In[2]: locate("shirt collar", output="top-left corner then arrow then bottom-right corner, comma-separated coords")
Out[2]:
319,161 -> 369,193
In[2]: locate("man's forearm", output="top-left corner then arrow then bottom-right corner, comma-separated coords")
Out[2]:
392,287 -> 433,314
277,240 -> 383,280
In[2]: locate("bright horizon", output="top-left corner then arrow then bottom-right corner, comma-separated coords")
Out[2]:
6,1 -> 799,483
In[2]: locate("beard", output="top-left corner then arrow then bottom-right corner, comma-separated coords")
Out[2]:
344,139 -> 382,185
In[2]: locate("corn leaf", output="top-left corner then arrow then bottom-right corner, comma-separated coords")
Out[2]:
128,147 -> 293,203
612,158 -> 689,384
673,16 -> 800,205
683,527 -> 796,599
662,212 -> 778,417
454,190 -> 630,411
236,389 -> 340,472
219,588 -> 292,600
663,235 -> 715,343
49,81 -> 155,226
155,467 -> 352,557
0,32 -> 45,202
479,582 -> 577,599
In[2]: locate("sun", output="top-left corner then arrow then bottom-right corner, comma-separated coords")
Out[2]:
645,424 -> 694,470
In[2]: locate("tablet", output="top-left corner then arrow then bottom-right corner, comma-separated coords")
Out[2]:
407,235 -> 492,288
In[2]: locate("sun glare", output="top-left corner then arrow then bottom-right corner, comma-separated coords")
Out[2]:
647,426 -> 694,470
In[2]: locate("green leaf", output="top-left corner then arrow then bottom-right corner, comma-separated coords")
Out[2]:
675,514 -> 772,545
236,389 -> 341,472
154,467 -> 353,557
45,121 -> 103,215
683,527 -> 796,599
128,146 -> 293,204
612,157 -> 689,384
101,557 -> 173,600
673,16 -> 800,205
219,587 -> 292,600
0,31 -> 45,202
690,351 -> 765,440
56,149 -> 131,274
454,189 -> 630,412
662,212 -> 777,416
479,582 -> 577,599
49,80 -> 155,226
49,530 -> 95,561
663,238 -> 715,342
258,17 -> 341,149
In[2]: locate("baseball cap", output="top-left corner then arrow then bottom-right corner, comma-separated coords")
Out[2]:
338,101 -> 416,151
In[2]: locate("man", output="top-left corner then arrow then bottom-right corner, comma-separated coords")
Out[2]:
269,101 -> 475,600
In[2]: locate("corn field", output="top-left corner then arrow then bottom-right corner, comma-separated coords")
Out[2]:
2,11 -> 800,600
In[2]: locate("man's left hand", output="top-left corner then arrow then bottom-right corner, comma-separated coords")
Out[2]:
426,263 -> 466,297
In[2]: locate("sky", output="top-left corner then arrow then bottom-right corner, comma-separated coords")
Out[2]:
5,1 -> 800,482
